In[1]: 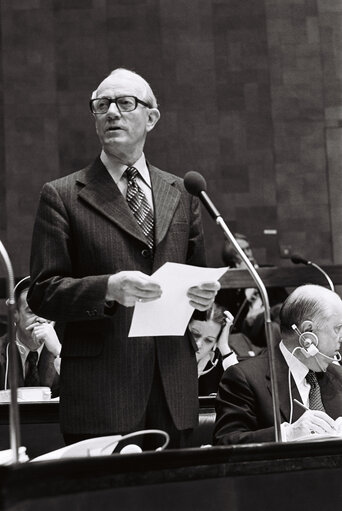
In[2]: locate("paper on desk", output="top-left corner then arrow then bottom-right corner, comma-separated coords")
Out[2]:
128,262 -> 228,337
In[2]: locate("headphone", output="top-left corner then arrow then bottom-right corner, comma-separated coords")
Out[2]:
32,429 -> 170,461
291,323 -> 341,363
291,324 -> 319,358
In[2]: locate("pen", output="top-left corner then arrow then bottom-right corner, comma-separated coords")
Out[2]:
293,398 -> 309,411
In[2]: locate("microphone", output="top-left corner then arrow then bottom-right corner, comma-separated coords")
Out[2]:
184,171 -> 282,442
291,253 -> 334,291
184,171 -> 221,220
317,351 -> 341,362
291,254 -> 308,265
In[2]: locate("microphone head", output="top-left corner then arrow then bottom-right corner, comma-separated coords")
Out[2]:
184,171 -> 207,197
291,254 -> 308,265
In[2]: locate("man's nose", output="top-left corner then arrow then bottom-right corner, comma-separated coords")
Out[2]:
106,101 -> 121,117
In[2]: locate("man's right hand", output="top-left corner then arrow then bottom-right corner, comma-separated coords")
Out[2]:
106,271 -> 162,307
286,410 -> 337,441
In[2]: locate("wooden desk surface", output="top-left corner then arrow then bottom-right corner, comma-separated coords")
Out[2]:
1,266 -> 342,299
219,264 -> 342,288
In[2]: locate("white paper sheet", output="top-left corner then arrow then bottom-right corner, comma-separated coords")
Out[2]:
128,262 -> 228,337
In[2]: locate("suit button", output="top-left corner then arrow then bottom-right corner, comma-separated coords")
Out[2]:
141,249 -> 150,258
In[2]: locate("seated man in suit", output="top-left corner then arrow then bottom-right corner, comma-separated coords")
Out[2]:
214,284 -> 342,444
189,302 -> 261,396
0,277 -> 60,397
217,233 -> 287,347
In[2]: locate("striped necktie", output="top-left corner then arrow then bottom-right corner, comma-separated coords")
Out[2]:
305,370 -> 326,412
125,166 -> 154,250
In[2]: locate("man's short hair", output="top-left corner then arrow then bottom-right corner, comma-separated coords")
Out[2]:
279,284 -> 333,336
93,67 -> 158,109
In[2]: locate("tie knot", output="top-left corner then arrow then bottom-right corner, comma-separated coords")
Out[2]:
27,351 -> 38,365
125,166 -> 138,182
306,370 -> 318,387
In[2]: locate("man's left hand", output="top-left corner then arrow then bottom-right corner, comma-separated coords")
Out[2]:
187,281 -> 221,311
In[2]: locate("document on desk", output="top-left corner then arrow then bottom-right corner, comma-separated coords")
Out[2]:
128,262 -> 228,337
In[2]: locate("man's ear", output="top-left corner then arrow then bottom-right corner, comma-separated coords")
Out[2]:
146,108 -> 160,132
300,319 -> 313,333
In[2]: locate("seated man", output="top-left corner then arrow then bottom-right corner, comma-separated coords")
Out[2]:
189,303 -> 261,396
0,276 -> 60,397
214,284 -> 342,445
217,233 -> 287,347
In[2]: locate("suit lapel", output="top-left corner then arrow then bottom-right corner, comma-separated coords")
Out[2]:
320,367 -> 342,419
266,345 -> 303,422
149,164 -> 181,246
77,157 -> 148,246
38,346 -> 56,388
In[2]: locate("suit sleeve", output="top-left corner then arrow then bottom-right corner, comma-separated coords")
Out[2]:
213,363 -> 276,445
28,182 -> 112,323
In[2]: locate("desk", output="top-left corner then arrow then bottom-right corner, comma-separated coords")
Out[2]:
0,397 -> 216,459
0,401 -> 64,459
1,440 -> 342,510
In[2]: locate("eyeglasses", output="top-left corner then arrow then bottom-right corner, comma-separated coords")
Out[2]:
89,95 -> 151,114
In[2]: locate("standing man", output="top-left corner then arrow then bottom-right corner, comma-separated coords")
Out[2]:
28,68 -> 220,447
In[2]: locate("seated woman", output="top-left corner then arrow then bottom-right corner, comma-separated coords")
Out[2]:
189,303 -> 262,396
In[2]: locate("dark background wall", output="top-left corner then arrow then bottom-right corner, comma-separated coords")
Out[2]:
0,0 -> 341,278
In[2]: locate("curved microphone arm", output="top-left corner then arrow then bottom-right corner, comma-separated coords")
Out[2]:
309,262 -> 334,291
0,240 -> 20,463
216,218 -> 282,442
183,171 -> 282,442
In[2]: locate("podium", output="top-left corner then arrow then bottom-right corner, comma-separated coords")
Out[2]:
1,440 -> 342,510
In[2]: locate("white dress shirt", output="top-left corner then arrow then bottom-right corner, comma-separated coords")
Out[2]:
16,340 -> 44,377
279,341 -> 312,440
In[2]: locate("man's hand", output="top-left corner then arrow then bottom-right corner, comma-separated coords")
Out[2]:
187,281 -> 221,311
286,410 -> 337,441
26,321 -> 61,358
106,271 -> 162,307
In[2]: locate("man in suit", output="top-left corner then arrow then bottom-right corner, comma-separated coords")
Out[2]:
217,233 -> 287,347
0,277 -> 60,397
214,284 -> 342,444
28,68 -> 220,447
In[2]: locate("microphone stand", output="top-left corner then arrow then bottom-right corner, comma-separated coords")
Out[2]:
291,255 -> 334,292
308,261 -> 334,292
0,240 -> 20,462
216,218 -> 282,441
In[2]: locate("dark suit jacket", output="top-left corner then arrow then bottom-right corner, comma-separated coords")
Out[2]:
0,335 -> 59,398
214,345 -> 342,445
28,158 -> 206,435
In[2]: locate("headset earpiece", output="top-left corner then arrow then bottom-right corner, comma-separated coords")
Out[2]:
298,331 -> 318,349
291,324 -> 319,357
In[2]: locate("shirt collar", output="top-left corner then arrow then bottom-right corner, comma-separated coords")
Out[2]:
279,340 -> 309,386
16,339 -> 44,364
100,150 -> 151,188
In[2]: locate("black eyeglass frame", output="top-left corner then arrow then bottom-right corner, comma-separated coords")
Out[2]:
89,95 -> 151,114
